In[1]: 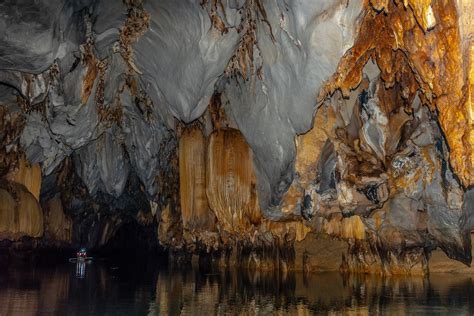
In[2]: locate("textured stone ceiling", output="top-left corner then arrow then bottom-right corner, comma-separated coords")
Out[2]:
0,0 -> 364,209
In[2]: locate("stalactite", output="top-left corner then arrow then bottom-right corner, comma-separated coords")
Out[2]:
0,181 -> 43,239
179,126 -> 216,233
0,105 -> 26,177
261,220 -> 311,243
118,0 -> 150,75
340,216 -> 366,240
80,14 -> 98,105
206,128 -> 261,234
6,156 -> 41,201
0,188 -> 16,237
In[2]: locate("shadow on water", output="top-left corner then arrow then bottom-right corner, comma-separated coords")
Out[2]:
1,256 -> 474,315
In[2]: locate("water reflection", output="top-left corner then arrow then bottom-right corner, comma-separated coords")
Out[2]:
75,261 -> 86,279
0,258 -> 474,315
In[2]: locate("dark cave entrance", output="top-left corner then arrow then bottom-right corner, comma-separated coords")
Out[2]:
98,220 -> 162,258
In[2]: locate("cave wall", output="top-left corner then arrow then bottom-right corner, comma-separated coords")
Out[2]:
0,0 -> 473,274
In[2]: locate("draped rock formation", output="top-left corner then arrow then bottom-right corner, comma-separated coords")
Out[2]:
207,128 -> 261,234
0,181 -> 43,240
6,157 -> 42,201
179,126 -> 215,233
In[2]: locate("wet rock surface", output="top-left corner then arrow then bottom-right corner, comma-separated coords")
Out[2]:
0,0 -> 473,274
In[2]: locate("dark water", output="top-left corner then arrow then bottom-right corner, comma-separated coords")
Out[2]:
1,257 -> 474,315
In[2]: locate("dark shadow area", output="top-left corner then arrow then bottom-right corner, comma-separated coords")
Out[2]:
99,220 -> 163,260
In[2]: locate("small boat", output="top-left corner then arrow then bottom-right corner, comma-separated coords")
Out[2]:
69,248 -> 93,262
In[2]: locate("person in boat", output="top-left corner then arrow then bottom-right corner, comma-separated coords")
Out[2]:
76,248 -> 87,261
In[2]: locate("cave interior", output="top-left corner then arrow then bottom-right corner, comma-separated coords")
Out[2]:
0,0 -> 473,274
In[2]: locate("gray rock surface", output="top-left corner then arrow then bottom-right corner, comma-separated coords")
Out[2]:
0,0 -> 364,211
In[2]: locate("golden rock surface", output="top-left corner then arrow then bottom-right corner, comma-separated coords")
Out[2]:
279,106 -> 336,215
206,128 -> 261,234
0,182 -> 43,239
6,157 -> 42,201
321,0 -> 474,187
179,126 -> 216,232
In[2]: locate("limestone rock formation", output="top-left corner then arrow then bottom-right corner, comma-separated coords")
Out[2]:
206,128 -> 261,234
0,0 -> 473,274
0,181 -> 43,240
6,157 -> 42,201
179,126 -> 215,234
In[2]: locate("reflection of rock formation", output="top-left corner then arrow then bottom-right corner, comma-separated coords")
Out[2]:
2,260 -> 474,315
0,261 -> 157,315
0,264 -> 70,315
0,0 -> 473,274
151,264 -> 474,314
